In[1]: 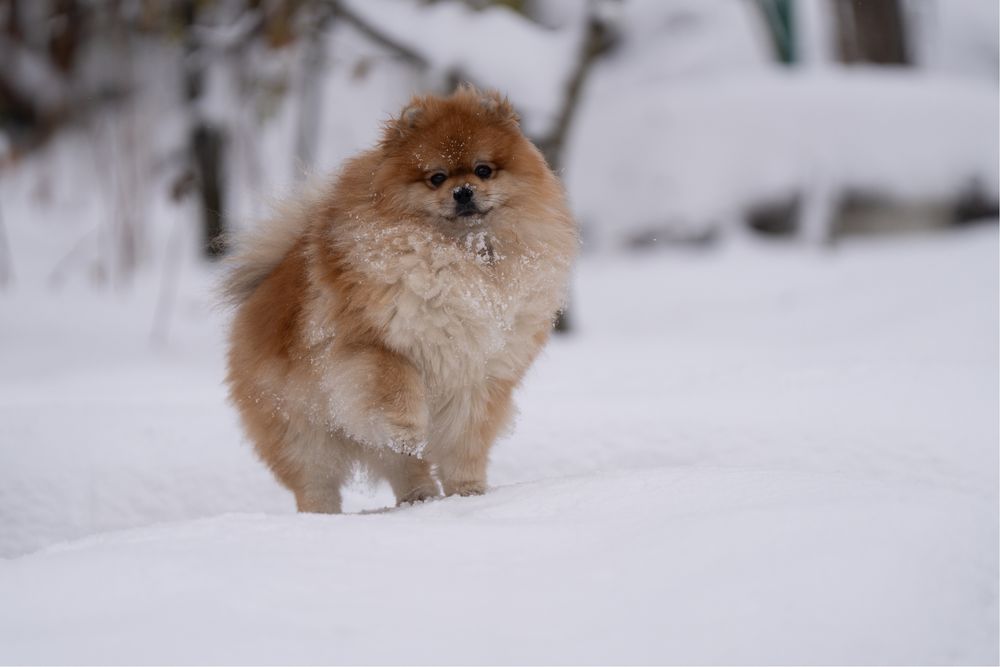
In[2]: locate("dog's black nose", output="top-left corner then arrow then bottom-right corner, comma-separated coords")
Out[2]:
453,186 -> 474,205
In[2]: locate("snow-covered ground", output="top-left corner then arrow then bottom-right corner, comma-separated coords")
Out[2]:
0,2 -> 997,660
1,218 -> 996,663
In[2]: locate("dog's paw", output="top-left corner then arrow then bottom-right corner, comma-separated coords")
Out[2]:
379,405 -> 430,458
378,412 -> 429,458
384,435 -> 428,458
446,480 -> 487,497
396,486 -> 440,507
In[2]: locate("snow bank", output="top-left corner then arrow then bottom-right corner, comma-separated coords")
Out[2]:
1,225 -> 996,663
908,0 -> 1000,80
0,470 -> 992,665
567,68 -> 999,246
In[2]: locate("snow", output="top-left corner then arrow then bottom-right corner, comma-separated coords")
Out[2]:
567,68 -> 999,247
599,0 -> 773,79
906,0 -> 1000,80
0,474 -> 992,664
1,220 -> 997,663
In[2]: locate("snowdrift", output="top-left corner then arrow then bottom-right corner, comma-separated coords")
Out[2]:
2,226 -> 997,664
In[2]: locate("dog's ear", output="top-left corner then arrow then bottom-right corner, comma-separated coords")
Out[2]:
399,103 -> 424,130
477,89 -> 520,126
381,98 -> 426,144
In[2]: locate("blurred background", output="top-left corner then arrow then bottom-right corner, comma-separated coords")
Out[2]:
0,0 -> 996,283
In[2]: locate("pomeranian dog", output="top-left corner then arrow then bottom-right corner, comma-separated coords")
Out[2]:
223,86 -> 577,513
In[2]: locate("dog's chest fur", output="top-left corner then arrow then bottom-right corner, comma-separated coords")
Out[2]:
350,226 -> 558,391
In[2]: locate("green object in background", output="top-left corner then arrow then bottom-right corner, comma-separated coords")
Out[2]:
757,0 -> 796,64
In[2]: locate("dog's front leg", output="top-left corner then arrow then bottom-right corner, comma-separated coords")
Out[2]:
434,377 -> 515,497
324,343 -> 430,456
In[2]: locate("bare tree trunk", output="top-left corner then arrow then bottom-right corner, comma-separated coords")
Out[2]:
0,1 -> 69,156
534,0 -> 619,174
48,0 -> 82,74
832,0 -> 908,65
181,0 -> 228,259
294,1 -> 334,177
755,0 -> 796,63
4,0 -> 22,40
108,13 -> 143,283
536,0 -> 620,332
192,123 -> 227,257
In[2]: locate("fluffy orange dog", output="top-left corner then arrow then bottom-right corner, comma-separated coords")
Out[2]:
223,87 -> 577,513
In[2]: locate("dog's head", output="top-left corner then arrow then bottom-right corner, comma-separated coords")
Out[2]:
372,86 -> 550,228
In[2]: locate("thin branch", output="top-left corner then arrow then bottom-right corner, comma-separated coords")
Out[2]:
537,1 -> 620,333
328,0 -> 430,69
149,205 -> 186,345
535,1 -> 619,174
47,225 -> 100,287
191,9 -> 262,53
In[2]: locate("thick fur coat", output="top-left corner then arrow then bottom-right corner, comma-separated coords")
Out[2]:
224,87 -> 577,512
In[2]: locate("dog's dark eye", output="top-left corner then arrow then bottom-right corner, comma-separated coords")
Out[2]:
474,164 -> 493,180
429,172 -> 447,187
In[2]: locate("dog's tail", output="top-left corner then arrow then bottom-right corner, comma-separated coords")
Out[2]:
219,182 -> 324,307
